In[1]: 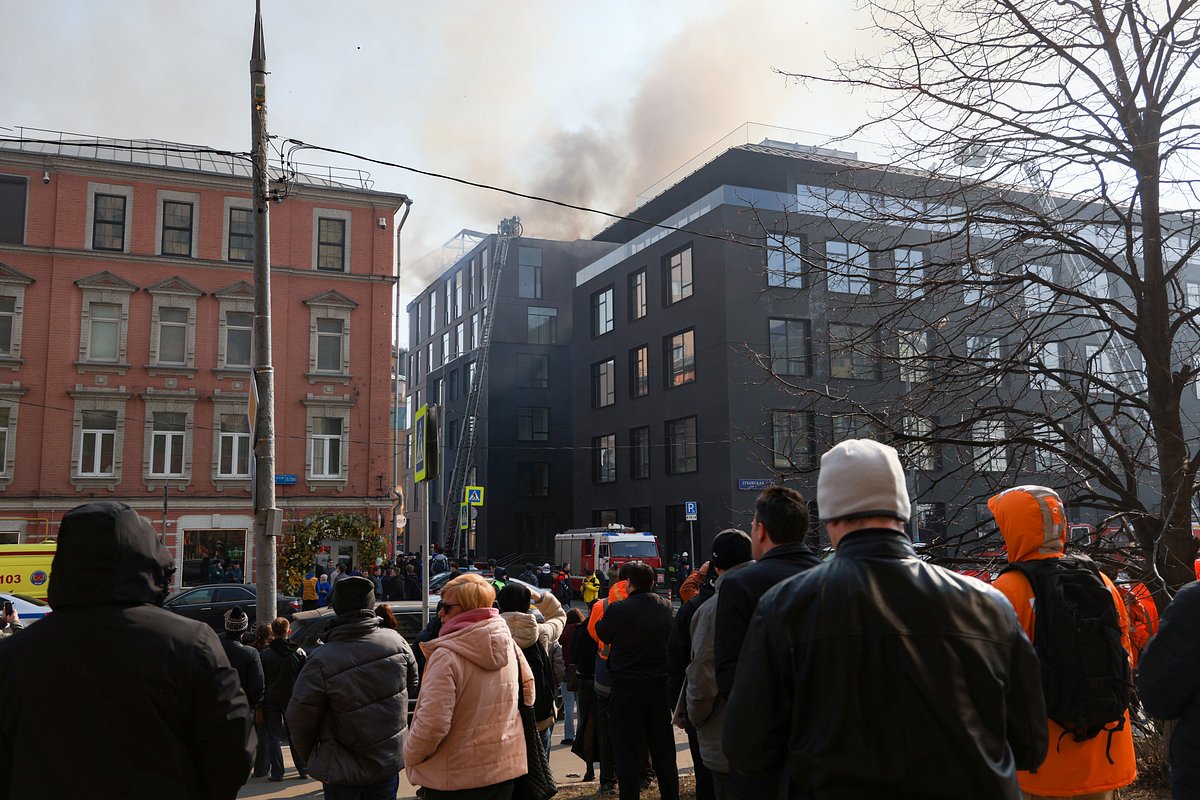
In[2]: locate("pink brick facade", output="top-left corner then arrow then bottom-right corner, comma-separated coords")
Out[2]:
0,143 -> 407,589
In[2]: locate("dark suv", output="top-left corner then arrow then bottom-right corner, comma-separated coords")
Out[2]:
288,601 -> 427,653
163,584 -> 301,632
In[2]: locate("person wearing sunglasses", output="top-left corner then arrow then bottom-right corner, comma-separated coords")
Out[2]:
405,573 -> 536,800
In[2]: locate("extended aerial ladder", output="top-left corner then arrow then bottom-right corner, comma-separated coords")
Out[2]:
442,216 -> 522,558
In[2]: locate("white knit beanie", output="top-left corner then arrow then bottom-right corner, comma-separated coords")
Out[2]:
817,439 -> 911,523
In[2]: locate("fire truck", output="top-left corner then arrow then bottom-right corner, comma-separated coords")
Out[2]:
553,525 -> 666,594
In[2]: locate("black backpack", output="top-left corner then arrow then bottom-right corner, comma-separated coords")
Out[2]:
1000,555 -> 1131,746
521,638 -> 558,723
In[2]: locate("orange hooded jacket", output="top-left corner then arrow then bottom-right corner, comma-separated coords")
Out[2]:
988,486 -> 1136,797
587,579 -> 629,660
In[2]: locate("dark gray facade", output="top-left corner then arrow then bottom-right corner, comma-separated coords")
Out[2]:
405,232 -> 614,561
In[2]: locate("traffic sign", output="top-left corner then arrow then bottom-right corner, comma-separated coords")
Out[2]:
685,501 -> 698,521
414,405 -> 439,483
465,485 -> 485,506
459,502 -> 469,530
737,478 -> 771,491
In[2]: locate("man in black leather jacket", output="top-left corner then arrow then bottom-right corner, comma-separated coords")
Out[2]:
725,439 -> 1047,799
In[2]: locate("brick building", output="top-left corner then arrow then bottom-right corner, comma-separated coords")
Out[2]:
0,130 -> 408,589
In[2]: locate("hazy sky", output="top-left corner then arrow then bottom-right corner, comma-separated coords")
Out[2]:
0,1 -> 885,299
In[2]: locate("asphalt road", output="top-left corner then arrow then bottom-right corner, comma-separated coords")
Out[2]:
237,712 -> 694,799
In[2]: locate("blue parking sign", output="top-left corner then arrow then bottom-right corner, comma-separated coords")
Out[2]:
685,501 -> 698,521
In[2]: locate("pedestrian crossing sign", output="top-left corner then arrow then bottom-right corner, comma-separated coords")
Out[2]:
460,502 -> 469,530
465,486 -> 485,506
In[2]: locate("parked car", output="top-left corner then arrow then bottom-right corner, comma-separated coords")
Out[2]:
427,571 -> 545,599
0,592 -> 50,625
163,583 -> 300,632
288,600 -> 427,654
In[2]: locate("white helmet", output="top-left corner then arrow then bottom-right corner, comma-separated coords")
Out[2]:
682,552 -> 689,558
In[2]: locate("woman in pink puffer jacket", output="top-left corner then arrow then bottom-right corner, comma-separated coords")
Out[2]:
404,573 -> 535,798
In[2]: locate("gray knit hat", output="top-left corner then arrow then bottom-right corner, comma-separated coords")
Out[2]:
817,439 -> 911,523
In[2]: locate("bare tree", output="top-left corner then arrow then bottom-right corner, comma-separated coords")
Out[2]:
766,0 -> 1200,596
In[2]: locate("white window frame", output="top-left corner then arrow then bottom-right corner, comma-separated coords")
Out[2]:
902,414 -> 937,471
214,281 -> 255,373
305,291 -> 357,380
146,277 -> 202,372
0,263 -> 32,364
142,395 -> 195,487
69,387 -> 129,489
155,190 -> 200,258
312,208 -> 353,273
1030,342 -> 1060,390
898,329 -> 929,384
304,399 -> 351,485
212,399 -> 252,484
76,272 -> 137,371
0,387 -> 23,488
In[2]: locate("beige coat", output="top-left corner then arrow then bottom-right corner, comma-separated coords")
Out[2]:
403,615 -> 536,791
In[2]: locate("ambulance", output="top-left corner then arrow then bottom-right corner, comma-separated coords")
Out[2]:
0,543 -> 56,601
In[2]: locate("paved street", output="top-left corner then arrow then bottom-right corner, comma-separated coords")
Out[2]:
237,715 -> 694,798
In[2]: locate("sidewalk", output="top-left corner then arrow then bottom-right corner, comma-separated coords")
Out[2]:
237,716 -> 693,799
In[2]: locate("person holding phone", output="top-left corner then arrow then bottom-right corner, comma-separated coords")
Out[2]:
0,600 -> 20,639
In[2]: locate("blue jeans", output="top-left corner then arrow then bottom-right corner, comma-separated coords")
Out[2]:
322,774 -> 399,800
561,681 -> 576,740
539,724 -> 553,767
262,703 -> 306,779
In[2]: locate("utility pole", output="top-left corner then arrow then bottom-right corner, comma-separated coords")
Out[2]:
251,0 -> 280,625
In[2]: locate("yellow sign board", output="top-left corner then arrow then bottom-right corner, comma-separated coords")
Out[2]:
465,486 -> 484,506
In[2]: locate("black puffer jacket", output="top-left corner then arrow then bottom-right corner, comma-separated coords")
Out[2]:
1137,579 -> 1200,800
0,501 -> 253,800
286,611 -> 420,786
724,529 -> 1047,800
219,633 -> 265,710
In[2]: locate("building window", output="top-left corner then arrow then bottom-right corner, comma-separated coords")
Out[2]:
218,414 -> 251,477
772,410 -> 813,470
911,503 -> 947,544
316,217 -> 347,271
592,359 -> 616,408
629,269 -> 648,320
429,289 -> 438,338
527,307 -> 557,344
592,286 -> 614,337
973,420 -> 1007,472
311,417 -> 343,478
665,247 -> 694,304
630,345 -> 649,398
517,353 -> 549,388
519,246 -> 543,299
1030,342 -> 1060,390
157,307 -> 188,365
225,311 -> 253,368
0,175 -> 27,245
968,335 -> 1002,385
517,462 -> 551,497
1025,264 -> 1055,312
963,259 -> 996,307
667,329 -> 696,387
441,332 -> 451,365
0,407 -> 10,477
829,323 -> 879,380
315,318 -> 345,372
456,322 -> 465,355
160,201 -> 193,257
0,297 -> 15,356
87,303 -> 121,362
1186,281 -> 1200,310
92,194 -> 126,251
450,271 -> 463,319
894,248 -> 924,299
769,318 -> 811,377
902,414 -> 940,471
666,416 -> 698,474
629,506 -> 652,532
228,207 -> 254,262
517,407 -> 550,442
767,234 -> 805,288
898,330 -> 929,384
826,241 -> 871,295
832,414 -> 879,443
79,410 -> 117,476
150,412 -> 187,477
593,433 -> 617,483
630,426 -> 651,479
481,248 -> 490,301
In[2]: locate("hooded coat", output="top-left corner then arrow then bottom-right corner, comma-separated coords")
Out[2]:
0,501 -> 254,800
500,591 -> 566,731
404,614 -> 535,791
286,610 -> 419,787
988,486 -> 1137,797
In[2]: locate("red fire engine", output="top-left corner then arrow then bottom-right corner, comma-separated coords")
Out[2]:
554,525 -> 664,592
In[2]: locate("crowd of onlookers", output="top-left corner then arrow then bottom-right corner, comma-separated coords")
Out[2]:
2,437 -> 1200,800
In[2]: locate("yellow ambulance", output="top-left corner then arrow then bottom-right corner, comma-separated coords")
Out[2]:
0,543 -> 56,601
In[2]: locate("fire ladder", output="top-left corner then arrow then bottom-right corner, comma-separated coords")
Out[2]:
443,216 -> 522,558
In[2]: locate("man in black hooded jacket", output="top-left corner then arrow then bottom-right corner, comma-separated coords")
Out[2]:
0,501 -> 253,799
